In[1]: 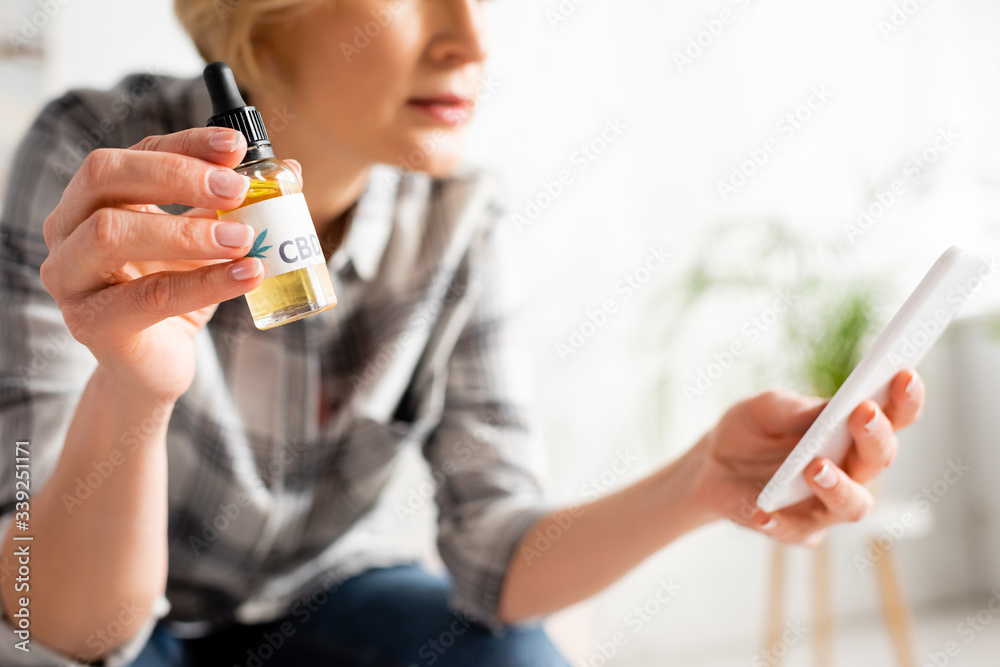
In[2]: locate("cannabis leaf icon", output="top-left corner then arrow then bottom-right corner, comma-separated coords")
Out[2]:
245,229 -> 272,259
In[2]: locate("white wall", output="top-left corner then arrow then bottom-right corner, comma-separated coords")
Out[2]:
43,0 -> 203,93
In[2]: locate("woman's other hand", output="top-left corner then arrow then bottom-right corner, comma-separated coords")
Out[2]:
690,370 -> 925,545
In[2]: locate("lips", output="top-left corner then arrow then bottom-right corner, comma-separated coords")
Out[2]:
406,94 -> 474,126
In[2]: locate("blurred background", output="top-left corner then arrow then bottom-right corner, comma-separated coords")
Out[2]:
3,0 -> 1000,665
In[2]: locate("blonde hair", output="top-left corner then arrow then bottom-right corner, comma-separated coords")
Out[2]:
174,0 -> 328,95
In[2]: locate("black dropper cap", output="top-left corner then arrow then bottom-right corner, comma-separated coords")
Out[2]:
203,61 -> 274,164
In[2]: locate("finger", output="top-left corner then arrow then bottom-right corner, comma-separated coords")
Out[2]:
48,129 -> 250,245
62,258 -> 264,343
748,506 -> 826,546
285,159 -> 304,188
799,530 -> 827,548
748,390 -> 828,438
758,518 -> 828,548
842,400 -> 897,484
883,369 -> 924,431
181,206 -> 221,219
750,459 -> 875,543
803,458 -> 874,524
131,127 -> 247,167
51,208 -> 255,295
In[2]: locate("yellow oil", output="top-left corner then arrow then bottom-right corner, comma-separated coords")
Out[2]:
219,175 -> 337,329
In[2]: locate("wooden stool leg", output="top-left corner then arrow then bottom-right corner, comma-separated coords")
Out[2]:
871,540 -> 917,667
813,541 -> 833,667
764,543 -> 787,667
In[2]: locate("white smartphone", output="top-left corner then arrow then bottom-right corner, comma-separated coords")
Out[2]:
756,246 -> 997,513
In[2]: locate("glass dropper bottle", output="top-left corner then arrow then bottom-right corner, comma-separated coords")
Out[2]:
203,61 -> 337,329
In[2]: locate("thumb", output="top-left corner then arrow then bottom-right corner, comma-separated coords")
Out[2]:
750,390 -> 828,437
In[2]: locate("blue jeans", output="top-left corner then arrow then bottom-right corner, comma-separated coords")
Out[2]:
128,564 -> 570,667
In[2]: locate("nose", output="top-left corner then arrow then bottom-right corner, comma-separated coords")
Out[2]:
425,0 -> 489,67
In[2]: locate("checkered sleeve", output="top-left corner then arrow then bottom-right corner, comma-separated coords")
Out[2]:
0,94 -> 167,666
421,179 -> 556,631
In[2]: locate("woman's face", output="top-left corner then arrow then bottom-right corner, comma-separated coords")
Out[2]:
255,0 -> 489,177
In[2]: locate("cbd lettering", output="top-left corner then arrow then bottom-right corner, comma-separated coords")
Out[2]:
279,233 -> 323,264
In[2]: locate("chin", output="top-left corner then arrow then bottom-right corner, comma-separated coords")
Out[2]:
389,130 -> 467,177
417,153 -> 464,178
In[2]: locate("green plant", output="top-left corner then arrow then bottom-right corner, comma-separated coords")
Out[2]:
786,284 -> 881,399
990,317 -> 1000,342
638,218 -> 892,452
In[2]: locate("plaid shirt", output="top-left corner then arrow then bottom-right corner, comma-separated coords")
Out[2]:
0,73 -> 552,666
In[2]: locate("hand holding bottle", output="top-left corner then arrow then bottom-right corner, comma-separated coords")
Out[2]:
39,126 -> 264,403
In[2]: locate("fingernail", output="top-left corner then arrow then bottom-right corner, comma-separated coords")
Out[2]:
813,463 -> 838,489
209,131 -> 240,152
214,223 -> 253,248
906,373 -> 920,396
229,258 -> 262,281
762,517 -> 778,530
209,170 -> 250,199
864,410 -> 881,434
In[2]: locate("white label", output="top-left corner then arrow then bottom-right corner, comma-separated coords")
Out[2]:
219,192 -> 325,279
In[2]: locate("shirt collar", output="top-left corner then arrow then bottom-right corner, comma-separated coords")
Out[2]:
332,164 -> 400,282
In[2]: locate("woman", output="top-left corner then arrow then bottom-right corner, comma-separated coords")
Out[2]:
0,0 -> 925,665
